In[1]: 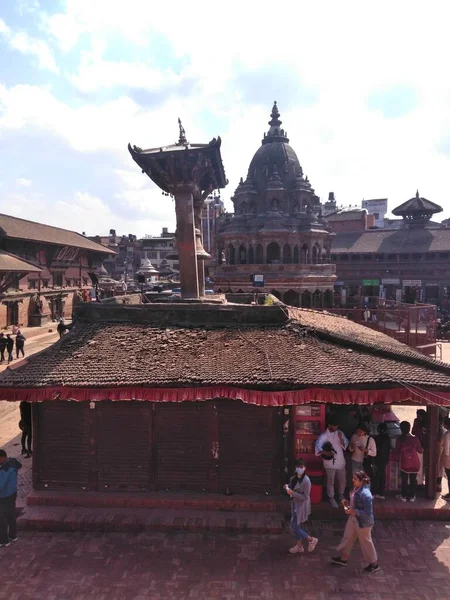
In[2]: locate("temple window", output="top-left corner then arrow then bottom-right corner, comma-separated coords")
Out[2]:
238,245 -> 247,264
293,246 -> 299,264
267,242 -> 281,264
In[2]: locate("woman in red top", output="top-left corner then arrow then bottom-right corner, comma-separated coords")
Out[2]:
395,421 -> 423,502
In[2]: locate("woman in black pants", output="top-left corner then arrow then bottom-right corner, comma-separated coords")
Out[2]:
372,423 -> 391,500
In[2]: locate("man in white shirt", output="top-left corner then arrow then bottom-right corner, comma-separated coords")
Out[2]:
315,418 -> 349,508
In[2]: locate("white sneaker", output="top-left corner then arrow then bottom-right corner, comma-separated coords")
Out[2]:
396,495 -> 407,502
377,495 -> 385,500
408,496 -> 416,503
329,498 -> 339,508
308,537 -> 319,553
289,544 -> 304,554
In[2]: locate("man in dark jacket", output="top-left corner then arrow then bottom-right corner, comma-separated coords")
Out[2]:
372,423 -> 391,499
15,330 -> 26,358
0,449 -> 22,546
5,335 -> 14,363
0,333 -> 6,363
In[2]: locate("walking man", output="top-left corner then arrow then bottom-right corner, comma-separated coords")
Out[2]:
0,449 -> 22,547
19,401 -> 32,457
15,330 -> 26,359
315,416 -> 349,507
5,335 -> 14,363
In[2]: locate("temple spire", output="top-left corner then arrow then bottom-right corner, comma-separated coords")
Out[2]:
262,100 -> 289,144
416,189 -> 420,198
268,101 -> 282,128
177,118 -> 188,146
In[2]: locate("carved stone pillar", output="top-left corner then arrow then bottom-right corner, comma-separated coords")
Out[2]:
172,184 -> 199,299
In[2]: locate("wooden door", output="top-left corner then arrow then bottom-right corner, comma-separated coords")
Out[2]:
218,401 -> 282,495
36,402 -> 90,489
155,402 -> 213,491
96,402 -> 153,491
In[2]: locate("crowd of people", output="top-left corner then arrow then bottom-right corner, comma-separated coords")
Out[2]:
0,327 -> 26,364
284,411 -> 450,573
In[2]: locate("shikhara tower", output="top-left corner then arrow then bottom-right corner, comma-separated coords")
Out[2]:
213,102 -> 336,307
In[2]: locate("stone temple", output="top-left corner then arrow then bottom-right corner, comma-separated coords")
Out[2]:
213,102 -> 336,308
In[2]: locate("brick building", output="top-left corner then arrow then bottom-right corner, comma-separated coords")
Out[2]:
331,192 -> 450,305
213,102 -> 335,307
0,213 -> 114,328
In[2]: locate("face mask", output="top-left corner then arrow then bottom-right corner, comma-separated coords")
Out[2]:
296,467 -> 306,476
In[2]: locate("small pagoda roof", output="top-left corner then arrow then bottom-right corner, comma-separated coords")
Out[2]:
392,191 -> 443,216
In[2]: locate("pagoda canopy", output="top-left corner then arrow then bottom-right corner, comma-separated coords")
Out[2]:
0,302 -> 449,406
392,191 -> 443,226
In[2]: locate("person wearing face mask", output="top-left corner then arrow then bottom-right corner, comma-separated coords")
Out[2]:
285,458 -> 318,554
315,417 -> 349,508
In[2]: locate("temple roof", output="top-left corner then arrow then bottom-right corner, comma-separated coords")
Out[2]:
0,250 -> 43,272
1,304 -> 449,401
332,226 -> 450,254
392,191 -> 443,217
0,214 -> 114,254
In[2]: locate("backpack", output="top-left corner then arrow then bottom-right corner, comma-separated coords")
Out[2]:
399,439 -> 420,472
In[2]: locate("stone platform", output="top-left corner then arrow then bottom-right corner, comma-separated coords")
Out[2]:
17,490 -> 450,535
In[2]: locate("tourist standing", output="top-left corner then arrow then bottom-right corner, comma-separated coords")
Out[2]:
441,417 -> 450,500
349,423 -> 377,475
332,470 -> 379,573
372,423 -> 391,500
5,335 -> 14,363
15,330 -> 26,359
0,449 -> 22,547
395,421 -> 423,502
0,333 -> 6,363
19,401 -> 32,457
315,417 -> 349,508
285,458 -> 318,554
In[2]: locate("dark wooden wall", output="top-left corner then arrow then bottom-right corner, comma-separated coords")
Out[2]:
33,400 -> 284,496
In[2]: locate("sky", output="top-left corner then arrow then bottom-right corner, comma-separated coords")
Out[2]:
1,0 -> 450,237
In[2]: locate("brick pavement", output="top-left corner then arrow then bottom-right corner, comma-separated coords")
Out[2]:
0,521 -> 449,599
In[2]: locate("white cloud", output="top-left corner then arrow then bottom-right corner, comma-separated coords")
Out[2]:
0,19 -> 58,73
16,178 -> 32,187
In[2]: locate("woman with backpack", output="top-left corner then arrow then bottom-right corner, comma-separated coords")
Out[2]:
395,421 -> 423,503
284,458 -> 319,554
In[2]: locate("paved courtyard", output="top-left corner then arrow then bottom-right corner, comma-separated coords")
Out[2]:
1,521 -> 449,599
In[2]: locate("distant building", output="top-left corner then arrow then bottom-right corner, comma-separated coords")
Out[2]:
140,227 -> 178,275
325,207 -> 375,233
0,213 -> 114,328
331,192 -> 450,305
361,198 -> 388,228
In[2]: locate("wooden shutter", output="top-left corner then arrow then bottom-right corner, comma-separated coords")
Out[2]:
155,402 -> 212,491
219,401 -> 282,495
37,401 -> 90,489
97,402 -> 152,491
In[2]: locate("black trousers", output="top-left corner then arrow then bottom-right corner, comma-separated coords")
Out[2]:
372,461 -> 387,496
16,344 -> 24,358
0,348 -> 5,362
21,429 -> 32,452
0,492 -> 17,544
400,472 -> 417,500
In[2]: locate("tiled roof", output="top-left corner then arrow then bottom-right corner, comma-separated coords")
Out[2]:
0,214 -> 114,254
0,250 -> 43,272
332,227 -> 450,254
1,306 -> 450,390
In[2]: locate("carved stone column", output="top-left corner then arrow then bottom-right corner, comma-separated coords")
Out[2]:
171,184 -> 199,299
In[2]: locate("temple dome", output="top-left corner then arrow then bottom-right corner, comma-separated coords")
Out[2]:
247,102 -> 303,194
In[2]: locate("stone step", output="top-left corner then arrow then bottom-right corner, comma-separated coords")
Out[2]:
27,490 -> 290,513
18,505 -> 286,534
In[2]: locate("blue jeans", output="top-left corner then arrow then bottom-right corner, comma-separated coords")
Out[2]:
290,513 -> 309,541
